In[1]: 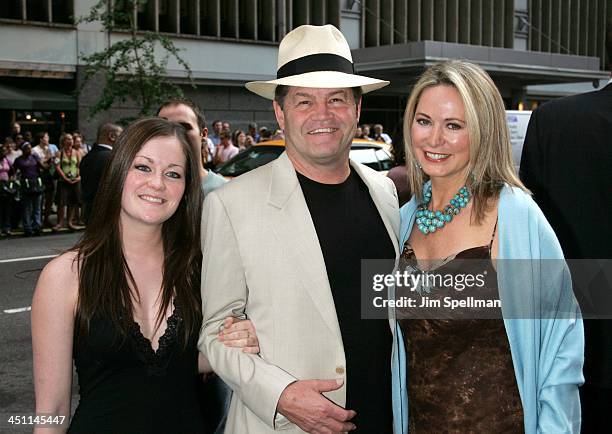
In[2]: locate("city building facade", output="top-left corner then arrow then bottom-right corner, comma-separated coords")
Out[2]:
0,0 -> 609,140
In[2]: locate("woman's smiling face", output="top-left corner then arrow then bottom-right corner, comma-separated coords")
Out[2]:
120,135 -> 186,228
411,84 -> 470,184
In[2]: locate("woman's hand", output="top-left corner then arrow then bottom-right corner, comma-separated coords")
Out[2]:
218,316 -> 260,354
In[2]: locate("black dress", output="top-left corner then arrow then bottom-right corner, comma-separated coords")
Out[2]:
68,304 -> 205,434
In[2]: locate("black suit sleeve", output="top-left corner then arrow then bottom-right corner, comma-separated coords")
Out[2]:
520,108 -> 543,197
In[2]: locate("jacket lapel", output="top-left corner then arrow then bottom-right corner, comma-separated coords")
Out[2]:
266,154 -> 400,340
267,153 -> 343,343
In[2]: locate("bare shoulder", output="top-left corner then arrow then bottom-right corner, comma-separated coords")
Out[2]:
40,251 -> 80,281
34,251 -> 80,307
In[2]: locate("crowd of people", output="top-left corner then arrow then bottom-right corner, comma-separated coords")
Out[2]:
24,22 -> 610,434
204,119 -> 285,168
1,125 -> 92,236
1,117 -> 335,237
354,123 -> 393,144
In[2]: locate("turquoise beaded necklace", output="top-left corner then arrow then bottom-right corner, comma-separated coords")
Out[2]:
415,185 -> 470,235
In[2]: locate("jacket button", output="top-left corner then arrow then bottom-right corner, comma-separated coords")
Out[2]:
335,366 -> 345,375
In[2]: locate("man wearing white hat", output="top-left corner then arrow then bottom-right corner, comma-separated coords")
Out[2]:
199,25 -> 401,433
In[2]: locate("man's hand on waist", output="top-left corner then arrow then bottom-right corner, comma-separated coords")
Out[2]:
277,379 -> 356,433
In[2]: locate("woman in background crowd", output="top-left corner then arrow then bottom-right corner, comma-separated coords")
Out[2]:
4,136 -> 21,164
4,137 -> 22,230
32,118 -> 260,434
393,60 -> 583,433
72,133 -> 87,158
0,143 -> 14,235
54,133 -> 81,231
232,129 -> 247,151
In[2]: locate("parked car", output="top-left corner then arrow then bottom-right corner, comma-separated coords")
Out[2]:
215,139 -> 394,178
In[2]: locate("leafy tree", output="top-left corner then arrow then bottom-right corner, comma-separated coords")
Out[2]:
78,0 -> 194,119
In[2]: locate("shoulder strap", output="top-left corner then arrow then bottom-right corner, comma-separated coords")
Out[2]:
489,219 -> 498,250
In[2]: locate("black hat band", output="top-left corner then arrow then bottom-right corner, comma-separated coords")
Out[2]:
276,53 -> 355,79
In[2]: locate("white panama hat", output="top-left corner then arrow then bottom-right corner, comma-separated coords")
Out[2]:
245,24 -> 389,100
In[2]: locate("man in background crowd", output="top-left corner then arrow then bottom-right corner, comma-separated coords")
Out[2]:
372,123 -> 392,145
79,123 -> 122,223
210,120 -> 222,147
31,132 -> 58,228
10,122 -> 21,141
212,130 -> 238,167
248,122 -> 260,143
157,98 -> 226,196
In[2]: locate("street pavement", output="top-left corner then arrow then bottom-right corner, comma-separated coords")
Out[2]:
0,233 -> 81,433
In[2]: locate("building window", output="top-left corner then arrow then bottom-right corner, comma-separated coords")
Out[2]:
52,0 -> 73,24
0,0 -> 73,24
123,0 -> 340,43
0,0 -> 23,20
158,0 -> 176,33
362,0 -> 514,49
27,0 -> 48,22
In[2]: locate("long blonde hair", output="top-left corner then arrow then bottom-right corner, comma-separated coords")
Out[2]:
403,60 -> 527,223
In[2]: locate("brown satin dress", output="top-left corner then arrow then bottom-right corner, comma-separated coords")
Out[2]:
398,222 -> 525,433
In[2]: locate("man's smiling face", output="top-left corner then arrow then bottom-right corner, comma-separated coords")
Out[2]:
273,87 -> 361,171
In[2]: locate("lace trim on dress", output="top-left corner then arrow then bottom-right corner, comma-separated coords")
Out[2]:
128,303 -> 182,376
402,219 -> 498,270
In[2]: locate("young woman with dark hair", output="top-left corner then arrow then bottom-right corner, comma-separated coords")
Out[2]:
32,118 -> 259,433
232,129 -> 247,151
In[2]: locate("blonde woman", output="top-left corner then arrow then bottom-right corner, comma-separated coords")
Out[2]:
53,133 -> 81,231
392,61 -> 583,433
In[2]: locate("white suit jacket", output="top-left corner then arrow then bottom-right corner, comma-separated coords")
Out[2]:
199,152 -> 400,433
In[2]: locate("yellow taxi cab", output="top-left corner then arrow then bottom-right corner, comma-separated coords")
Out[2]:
215,138 -> 394,179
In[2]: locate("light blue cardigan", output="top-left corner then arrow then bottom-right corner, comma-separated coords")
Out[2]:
391,185 -> 584,434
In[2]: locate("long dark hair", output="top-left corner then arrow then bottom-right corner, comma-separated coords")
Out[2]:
73,117 -> 203,348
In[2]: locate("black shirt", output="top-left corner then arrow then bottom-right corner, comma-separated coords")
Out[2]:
298,168 -> 394,433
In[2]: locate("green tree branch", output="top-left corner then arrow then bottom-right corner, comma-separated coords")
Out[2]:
77,0 -> 195,120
